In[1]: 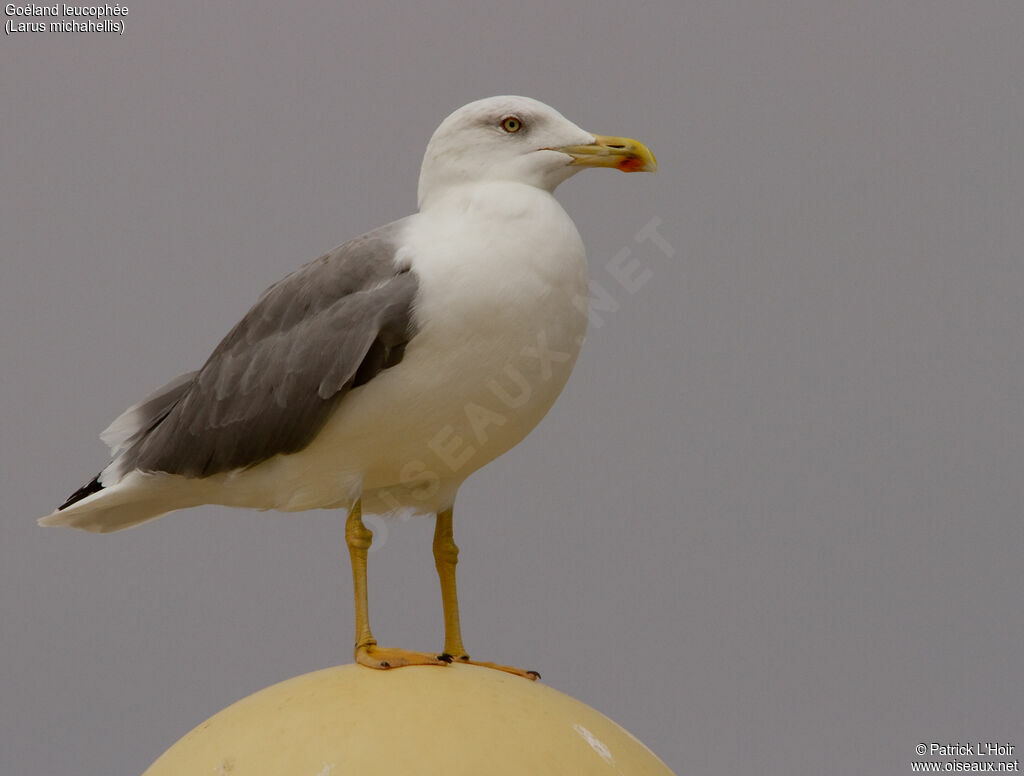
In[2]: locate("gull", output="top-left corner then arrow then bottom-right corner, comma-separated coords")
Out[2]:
39,95 -> 657,678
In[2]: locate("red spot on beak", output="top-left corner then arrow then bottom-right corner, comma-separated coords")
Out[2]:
617,156 -> 646,173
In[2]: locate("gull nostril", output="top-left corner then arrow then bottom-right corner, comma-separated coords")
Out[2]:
607,144 -> 626,149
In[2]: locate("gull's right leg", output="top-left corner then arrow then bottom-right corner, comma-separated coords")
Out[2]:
433,506 -> 539,680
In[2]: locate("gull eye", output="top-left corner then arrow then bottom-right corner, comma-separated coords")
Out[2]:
500,115 -> 523,133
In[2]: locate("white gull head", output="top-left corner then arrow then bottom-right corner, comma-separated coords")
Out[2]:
417,95 -> 656,209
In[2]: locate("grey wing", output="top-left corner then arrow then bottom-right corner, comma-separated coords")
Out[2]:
117,220 -> 419,479
100,370 -> 199,457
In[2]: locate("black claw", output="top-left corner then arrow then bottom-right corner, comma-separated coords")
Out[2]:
458,655 -> 471,662
527,670 -> 541,680
438,653 -> 454,663
380,661 -> 391,668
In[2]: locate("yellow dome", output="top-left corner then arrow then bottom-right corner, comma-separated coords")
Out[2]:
143,663 -> 675,775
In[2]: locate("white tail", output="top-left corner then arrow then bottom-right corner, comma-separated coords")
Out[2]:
38,472 -> 190,533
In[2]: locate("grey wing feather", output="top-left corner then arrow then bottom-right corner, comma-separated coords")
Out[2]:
100,370 -> 198,456
116,219 -> 419,478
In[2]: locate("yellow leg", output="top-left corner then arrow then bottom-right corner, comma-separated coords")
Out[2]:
433,507 -> 468,659
433,507 -> 540,681
346,501 -> 448,670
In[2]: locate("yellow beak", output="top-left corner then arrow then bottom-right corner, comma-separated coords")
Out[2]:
555,134 -> 658,173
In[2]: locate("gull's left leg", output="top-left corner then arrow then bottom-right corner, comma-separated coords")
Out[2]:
433,506 -> 540,680
346,500 -> 449,670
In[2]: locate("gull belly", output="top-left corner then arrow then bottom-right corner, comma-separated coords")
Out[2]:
229,182 -> 590,516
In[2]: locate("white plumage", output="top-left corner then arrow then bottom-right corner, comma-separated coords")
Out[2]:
39,95 -> 655,533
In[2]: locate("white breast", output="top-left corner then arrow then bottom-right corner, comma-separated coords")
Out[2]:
228,182 -> 590,516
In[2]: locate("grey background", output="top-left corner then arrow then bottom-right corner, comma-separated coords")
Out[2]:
2,2 -> 1022,774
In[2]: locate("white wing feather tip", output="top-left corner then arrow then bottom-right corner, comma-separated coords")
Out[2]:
99,371 -> 198,455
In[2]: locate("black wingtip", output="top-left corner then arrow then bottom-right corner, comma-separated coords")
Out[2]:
58,475 -> 104,511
